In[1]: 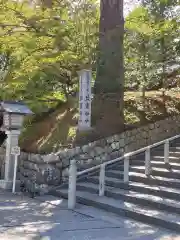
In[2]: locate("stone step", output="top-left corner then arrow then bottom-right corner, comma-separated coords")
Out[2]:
77,180 -> 180,201
131,165 -> 180,171
76,182 -> 180,214
154,158 -> 180,166
152,153 -> 180,160
148,160 -> 180,167
87,173 -> 180,189
106,168 -> 180,180
113,161 -> 180,171
127,166 -> 180,179
134,154 -> 180,164
49,138 -> 180,232
54,189 -> 180,232
170,146 -> 180,151
169,151 -> 180,157
147,148 -> 180,155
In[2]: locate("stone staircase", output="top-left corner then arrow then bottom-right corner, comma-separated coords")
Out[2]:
50,140 -> 180,232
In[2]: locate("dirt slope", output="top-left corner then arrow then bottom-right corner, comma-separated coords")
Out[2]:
20,90 -> 180,153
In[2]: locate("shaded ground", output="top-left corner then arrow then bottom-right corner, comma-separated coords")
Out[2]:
0,190 -> 179,240
20,89 -> 180,153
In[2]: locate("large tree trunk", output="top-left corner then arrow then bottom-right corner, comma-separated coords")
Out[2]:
142,39 -> 147,111
40,0 -> 52,8
159,3 -> 167,114
92,0 -> 124,138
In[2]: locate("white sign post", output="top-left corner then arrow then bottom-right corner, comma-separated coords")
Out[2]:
78,69 -> 92,131
11,146 -> 20,193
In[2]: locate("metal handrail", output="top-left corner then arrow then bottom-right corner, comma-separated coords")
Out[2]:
67,133 -> 180,209
77,134 -> 180,177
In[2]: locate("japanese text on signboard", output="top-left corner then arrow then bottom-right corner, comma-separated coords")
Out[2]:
78,70 -> 91,130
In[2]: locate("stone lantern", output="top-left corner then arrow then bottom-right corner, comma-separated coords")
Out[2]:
0,101 -> 33,189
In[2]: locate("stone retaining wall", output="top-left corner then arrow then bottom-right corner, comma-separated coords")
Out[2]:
19,115 -> 180,190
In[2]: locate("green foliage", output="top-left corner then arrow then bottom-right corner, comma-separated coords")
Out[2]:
0,0 -> 179,112
125,7 -> 156,90
125,1 -> 180,91
0,0 -> 99,111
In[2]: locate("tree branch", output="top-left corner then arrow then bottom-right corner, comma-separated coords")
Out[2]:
2,5 -> 56,38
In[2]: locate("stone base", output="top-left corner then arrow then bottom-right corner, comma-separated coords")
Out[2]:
0,180 -> 20,191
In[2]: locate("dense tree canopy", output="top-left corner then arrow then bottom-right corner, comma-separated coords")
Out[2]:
0,0 -> 99,111
0,0 -> 179,118
125,1 -> 180,92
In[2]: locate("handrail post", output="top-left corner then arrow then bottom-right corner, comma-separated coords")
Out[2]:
164,140 -> 169,164
124,156 -> 129,183
145,147 -> 151,176
68,159 -> 77,209
99,163 -> 105,196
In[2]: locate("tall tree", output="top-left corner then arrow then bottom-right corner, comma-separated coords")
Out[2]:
143,0 -> 179,89
125,7 -> 155,101
0,0 -> 98,109
124,1 -> 180,93
92,0 -> 124,138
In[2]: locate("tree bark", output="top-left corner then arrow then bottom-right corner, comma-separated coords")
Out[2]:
92,0 -> 124,138
159,3 -> 167,114
142,39 -> 146,111
40,0 -> 52,8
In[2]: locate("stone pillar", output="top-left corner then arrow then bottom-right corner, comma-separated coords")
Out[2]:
0,130 -> 20,189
